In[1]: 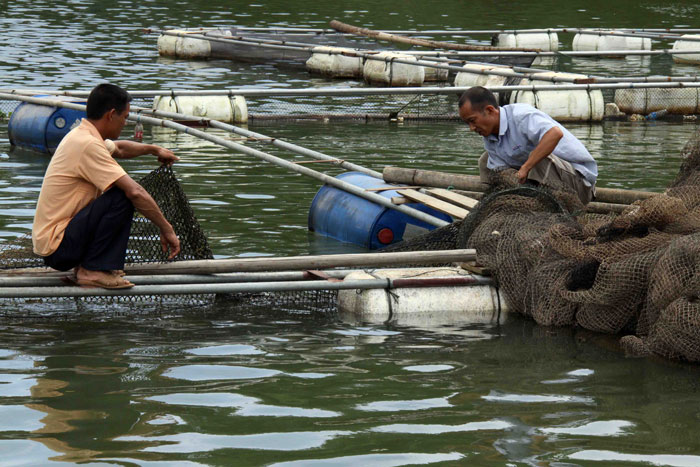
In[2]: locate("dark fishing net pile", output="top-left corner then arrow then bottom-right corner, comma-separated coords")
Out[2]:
386,130 -> 700,363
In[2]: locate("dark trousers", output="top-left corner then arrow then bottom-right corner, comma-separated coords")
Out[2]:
44,187 -> 134,272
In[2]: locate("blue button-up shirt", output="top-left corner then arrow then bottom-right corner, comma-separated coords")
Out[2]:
483,104 -> 598,186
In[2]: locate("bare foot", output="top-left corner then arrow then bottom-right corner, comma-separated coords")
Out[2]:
75,267 -> 133,289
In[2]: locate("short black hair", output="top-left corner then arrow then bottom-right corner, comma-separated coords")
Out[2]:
458,86 -> 498,112
86,83 -> 132,120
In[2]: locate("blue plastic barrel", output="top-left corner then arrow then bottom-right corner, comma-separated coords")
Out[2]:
308,172 -> 453,250
8,97 -> 86,154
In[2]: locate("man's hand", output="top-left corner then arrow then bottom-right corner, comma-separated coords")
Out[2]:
155,146 -> 179,166
160,228 -> 181,260
516,166 -> 530,184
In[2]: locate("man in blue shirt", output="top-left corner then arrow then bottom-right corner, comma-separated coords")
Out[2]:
458,86 -> 597,204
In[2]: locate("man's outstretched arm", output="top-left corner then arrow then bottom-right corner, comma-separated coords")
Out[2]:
113,174 -> 181,259
516,126 -> 563,184
112,140 -> 179,166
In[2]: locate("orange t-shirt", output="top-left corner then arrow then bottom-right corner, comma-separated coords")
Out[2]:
32,119 -> 127,256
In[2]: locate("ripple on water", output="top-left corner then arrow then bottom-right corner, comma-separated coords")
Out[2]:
117,430 -> 354,453
162,365 -> 333,381
269,452 -> 465,467
163,365 -> 281,381
568,450 -> 700,467
355,394 -> 454,412
147,392 -> 340,418
185,344 -> 266,356
539,420 -> 634,437
0,440 -> 73,466
402,364 -> 454,373
0,405 -> 45,432
481,390 -> 594,405
0,375 -> 37,398
334,328 -> 402,337
371,419 -> 513,434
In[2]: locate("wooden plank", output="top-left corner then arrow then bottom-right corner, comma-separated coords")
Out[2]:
391,196 -> 409,205
457,260 -> 492,276
366,185 -> 422,192
396,189 -> 469,219
424,188 -> 479,210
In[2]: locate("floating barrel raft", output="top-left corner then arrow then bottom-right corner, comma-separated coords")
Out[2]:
454,67 -> 605,121
338,267 -> 506,324
152,95 -> 248,124
573,30 -> 651,52
494,30 -> 559,51
8,96 -> 86,153
308,172 -> 452,250
614,86 -> 700,115
363,51 -> 425,87
672,35 -> 700,64
306,46 -> 365,78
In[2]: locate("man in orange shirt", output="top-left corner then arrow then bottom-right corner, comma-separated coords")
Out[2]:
32,83 -> 180,289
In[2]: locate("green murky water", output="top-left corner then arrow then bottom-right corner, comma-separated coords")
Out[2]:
1,1 -> 700,465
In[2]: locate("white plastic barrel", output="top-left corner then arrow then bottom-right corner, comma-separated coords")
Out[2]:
157,30 -> 212,59
672,35 -> 700,64
363,52 -> 425,86
305,46 -> 364,78
152,95 -> 248,123
453,64 -> 511,101
572,30 -> 651,52
495,31 -> 558,51
614,87 -> 699,115
423,64 -> 449,82
337,268 -> 507,325
510,72 -> 605,122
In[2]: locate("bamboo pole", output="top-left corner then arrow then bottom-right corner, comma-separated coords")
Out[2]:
383,167 -> 656,206
153,29 -> 568,82
123,249 -> 476,275
129,105 -> 382,179
0,92 -> 448,228
575,29 -> 700,42
3,249 -> 475,277
328,20 -> 539,52
0,274 -> 492,299
230,26 -> 700,35
10,81 -> 700,101
0,270 -> 355,288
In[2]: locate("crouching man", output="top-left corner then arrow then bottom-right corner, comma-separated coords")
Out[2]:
458,86 -> 598,204
32,83 -> 180,289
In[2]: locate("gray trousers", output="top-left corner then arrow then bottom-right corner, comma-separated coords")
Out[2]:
478,151 -> 595,204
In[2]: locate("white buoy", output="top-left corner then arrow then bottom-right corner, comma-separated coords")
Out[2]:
614,87 -> 698,114
337,267 -> 506,325
152,95 -> 248,123
422,64 -> 449,82
305,46 -> 364,78
510,72 -> 605,122
495,30 -> 559,51
157,30 -> 212,59
453,64 -> 511,101
573,30 -> 652,52
363,52 -> 425,86
672,34 -> 700,64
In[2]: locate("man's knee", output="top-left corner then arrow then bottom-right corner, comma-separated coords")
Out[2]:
102,187 -> 134,215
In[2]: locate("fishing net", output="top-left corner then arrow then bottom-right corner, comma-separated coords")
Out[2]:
0,166 -> 214,311
384,129 -> 700,363
0,165 -> 340,316
0,165 -> 212,270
